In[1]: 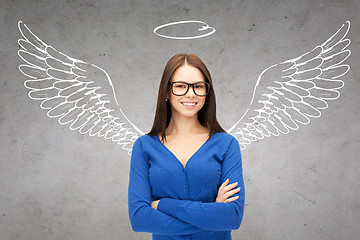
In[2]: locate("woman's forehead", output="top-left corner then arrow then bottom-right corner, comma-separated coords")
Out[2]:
171,65 -> 205,82
170,80 -> 205,83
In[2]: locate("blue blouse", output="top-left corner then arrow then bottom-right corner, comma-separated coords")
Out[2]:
128,132 -> 245,240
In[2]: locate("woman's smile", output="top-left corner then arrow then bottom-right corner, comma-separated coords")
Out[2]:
181,101 -> 198,108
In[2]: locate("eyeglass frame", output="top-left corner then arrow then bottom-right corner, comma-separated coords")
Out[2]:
168,81 -> 211,96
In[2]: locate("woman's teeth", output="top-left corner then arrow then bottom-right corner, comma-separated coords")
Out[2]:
182,102 -> 196,106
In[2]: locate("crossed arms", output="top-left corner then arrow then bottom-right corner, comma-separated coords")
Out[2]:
127,137 -> 245,235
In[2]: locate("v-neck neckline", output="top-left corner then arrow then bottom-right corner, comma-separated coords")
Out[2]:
156,133 -> 217,169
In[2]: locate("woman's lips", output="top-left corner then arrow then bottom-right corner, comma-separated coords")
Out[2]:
181,102 -> 197,108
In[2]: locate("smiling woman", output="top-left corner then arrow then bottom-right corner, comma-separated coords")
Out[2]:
127,53 -> 245,240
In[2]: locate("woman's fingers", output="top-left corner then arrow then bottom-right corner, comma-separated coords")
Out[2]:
151,200 -> 160,210
216,179 -> 241,203
224,187 -> 241,198
224,181 -> 238,192
217,179 -> 228,194
216,179 -> 229,202
219,179 -> 229,189
224,195 -> 239,203
219,180 -> 239,194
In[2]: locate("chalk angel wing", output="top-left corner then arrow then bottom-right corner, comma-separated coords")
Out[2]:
227,21 -> 351,150
17,21 -> 144,155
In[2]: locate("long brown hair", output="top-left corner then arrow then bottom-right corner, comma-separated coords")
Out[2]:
147,53 -> 226,142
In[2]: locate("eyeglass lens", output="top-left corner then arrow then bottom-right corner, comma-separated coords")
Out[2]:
172,82 -> 209,96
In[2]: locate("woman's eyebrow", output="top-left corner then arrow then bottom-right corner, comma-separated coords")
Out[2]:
173,80 -> 205,83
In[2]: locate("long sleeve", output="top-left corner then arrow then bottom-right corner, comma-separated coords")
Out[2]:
127,137 -> 205,235
156,137 -> 245,231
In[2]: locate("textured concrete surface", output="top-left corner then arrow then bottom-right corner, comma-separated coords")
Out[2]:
0,0 -> 359,239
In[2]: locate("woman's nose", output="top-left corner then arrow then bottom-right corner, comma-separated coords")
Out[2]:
186,86 -> 196,97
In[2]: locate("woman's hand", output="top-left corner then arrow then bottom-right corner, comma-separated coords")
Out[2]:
151,199 -> 160,210
215,179 -> 241,203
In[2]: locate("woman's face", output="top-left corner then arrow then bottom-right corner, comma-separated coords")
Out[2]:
167,64 -> 206,119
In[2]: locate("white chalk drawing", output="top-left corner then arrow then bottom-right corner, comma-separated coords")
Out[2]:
17,21 -> 351,155
153,20 -> 216,40
17,21 -> 144,155
227,21 -> 351,150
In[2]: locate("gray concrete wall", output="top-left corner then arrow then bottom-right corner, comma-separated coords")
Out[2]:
0,0 -> 359,239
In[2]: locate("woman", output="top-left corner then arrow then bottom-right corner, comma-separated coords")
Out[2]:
128,53 -> 245,240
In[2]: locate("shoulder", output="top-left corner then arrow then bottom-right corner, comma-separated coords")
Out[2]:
214,132 -> 240,154
207,132 -> 241,161
133,134 -> 156,147
131,134 -> 158,159
214,132 -> 237,143
133,134 -> 158,152
133,134 -> 155,148
211,132 -> 239,147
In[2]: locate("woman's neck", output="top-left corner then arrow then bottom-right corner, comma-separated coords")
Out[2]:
166,115 -> 208,136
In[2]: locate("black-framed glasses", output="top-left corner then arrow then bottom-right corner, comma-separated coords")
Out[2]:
168,81 -> 211,96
